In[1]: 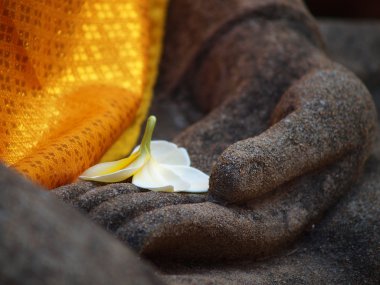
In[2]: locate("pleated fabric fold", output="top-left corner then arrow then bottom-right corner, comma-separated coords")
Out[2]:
0,0 -> 168,188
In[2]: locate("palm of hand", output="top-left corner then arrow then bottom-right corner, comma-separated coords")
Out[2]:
54,1 -> 376,262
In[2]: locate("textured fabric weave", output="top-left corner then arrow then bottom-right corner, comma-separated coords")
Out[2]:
0,0 -> 168,189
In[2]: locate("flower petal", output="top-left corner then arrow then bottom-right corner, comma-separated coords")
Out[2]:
133,140 -> 190,166
132,159 -> 190,191
80,151 -> 140,177
167,165 -> 209,193
80,153 -> 147,183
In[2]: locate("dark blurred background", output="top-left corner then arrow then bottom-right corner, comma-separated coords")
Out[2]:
305,0 -> 380,19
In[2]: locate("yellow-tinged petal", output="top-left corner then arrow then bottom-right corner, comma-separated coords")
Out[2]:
80,115 -> 157,182
80,152 -> 148,182
81,151 -> 140,177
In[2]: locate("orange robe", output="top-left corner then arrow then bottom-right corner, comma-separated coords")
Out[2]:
0,0 -> 168,189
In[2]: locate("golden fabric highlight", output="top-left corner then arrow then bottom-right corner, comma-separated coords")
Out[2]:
101,0 -> 168,162
0,0 -> 168,189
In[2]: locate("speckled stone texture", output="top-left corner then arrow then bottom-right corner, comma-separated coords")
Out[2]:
66,0 -> 375,263
156,0 -> 323,102
51,6 -> 379,285
51,17 -> 380,280
160,133 -> 380,284
53,0 -> 378,264
158,18 -> 380,284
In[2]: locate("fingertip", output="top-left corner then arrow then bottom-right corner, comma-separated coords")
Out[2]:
209,145 -> 266,204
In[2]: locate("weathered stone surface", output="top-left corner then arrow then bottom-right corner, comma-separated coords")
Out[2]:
173,17 -> 331,174
152,20 -> 380,142
159,18 -> 380,284
51,0 -> 378,268
52,4 -> 378,277
156,0 -> 323,102
117,0 -> 376,262
160,129 -> 380,284
209,65 -> 375,203
0,165 -> 165,285
2,5 -> 378,285
53,182 -> 206,234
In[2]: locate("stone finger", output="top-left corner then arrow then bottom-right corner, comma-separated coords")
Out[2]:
210,67 -> 377,203
76,183 -> 142,212
89,191 -> 206,233
115,151 -> 361,262
116,202 -> 252,261
52,180 -> 101,205
173,15 -> 329,174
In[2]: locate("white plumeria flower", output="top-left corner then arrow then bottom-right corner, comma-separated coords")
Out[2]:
80,116 -> 209,193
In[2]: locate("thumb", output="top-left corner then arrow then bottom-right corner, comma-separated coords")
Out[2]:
209,67 -> 376,204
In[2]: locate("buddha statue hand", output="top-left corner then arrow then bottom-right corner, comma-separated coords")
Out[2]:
54,0 -> 377,261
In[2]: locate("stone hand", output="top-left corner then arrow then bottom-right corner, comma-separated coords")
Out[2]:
117,0 -> 377,261
53,0 -> 377,262
115,70 -> 375,262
